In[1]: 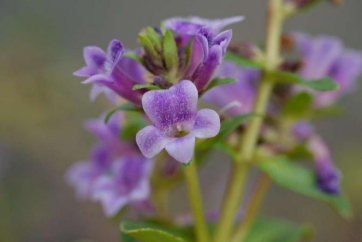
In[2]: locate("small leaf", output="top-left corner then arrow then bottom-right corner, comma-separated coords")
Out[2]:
120,113 -> 147,141
201,77 -> 237,95
139,34 -> 158,58
146,27 -> 162,51
257,157 -> 352,218
273,71 -> 339,91
312,105 -> 344,119
133,84 -> 162,91
120,221 -> 188,242
105,103 -> 143,123
225,52 -> 263,68
218,114 -> 258,141
163,30 -> 179,71
123,52 -> 143,64
282,92 -> 313,119
212,142 -> 238,160
245,217 -> 313,242
184,38 -> 194,71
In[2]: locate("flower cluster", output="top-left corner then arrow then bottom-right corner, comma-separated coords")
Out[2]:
66,5 -> 361,241
67,16 -> 244,216
66,113 -> 154,216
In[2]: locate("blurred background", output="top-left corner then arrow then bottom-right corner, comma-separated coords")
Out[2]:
1,0 -> 362,241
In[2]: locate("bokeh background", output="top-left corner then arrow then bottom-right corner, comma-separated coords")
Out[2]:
1,0 -> 362,241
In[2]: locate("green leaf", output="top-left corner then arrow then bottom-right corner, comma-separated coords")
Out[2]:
146,27 -> 162,51
225,52 -> 263,68
201,77 -> 237,95
123,52 -> 143,64
104,103 -> 143,123
163,30 -> 179,71
120,113 -> 147,141
273,71 -> 339,92
257,157 -> 352,218
212,142 -> 238,160
312,105 -> 344,119
139,34 -> 158,58
120,221 -> 189,242
245,217 -> 313,242
282,92 -> 313,119
184,38 -> 194,71
218,114 -> 258,141
133,84 -> 162,91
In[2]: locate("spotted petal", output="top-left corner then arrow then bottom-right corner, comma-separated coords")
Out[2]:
142,80 -> 198,135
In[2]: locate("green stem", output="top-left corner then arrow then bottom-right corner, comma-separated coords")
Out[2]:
231,173 -> 271,242
212,1 -> 284,241
183,159 -> 210,242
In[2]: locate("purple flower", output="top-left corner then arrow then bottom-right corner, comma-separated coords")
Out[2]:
164,16 -> 243,91
92,155 -> 153,217
203,62 -> 260,116
308,135 -> 341,195
293,32 -> 362,106
163,16 -> 244,35
136,81 -> 220,163
292,121 -> 315,141
66,145 -> 112,200
74,40 -> 146,105
84,112 -> 134,155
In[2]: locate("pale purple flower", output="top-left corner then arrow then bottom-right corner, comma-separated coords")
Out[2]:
74,40 -> 146,105
292,121 -> 315,141
136,80 -> 220,163
84,112 -> 134,155
203,62 -> 260,116
163,16 -> 244,35
293,32 -> 362,106
66,145 -> 112,200
92,155 -> 153,217
164,16 -> 243,91
308,135 -> 341,194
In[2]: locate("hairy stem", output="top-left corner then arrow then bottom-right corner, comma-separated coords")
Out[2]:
212,0 -> 284,241
183,159 -> 210,242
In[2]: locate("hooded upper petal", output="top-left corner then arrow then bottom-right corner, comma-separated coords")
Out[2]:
163,16 -> 244,35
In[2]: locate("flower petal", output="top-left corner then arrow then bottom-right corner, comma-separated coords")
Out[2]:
165,135 -> 195,163
292,32 -> 313,57
107,39 -> 124,66
73,66 -> 98,77
136,125 -> 171,158
192,45 -> 222,91
83,46 -> 107,68
142,80 -> 198,134
301,35 -> 343,80
101,194 -> 129,217
203,62 -> 259,116
191,109 -> 220,138
213,30 -> 232,55
164,16 -> 244,35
